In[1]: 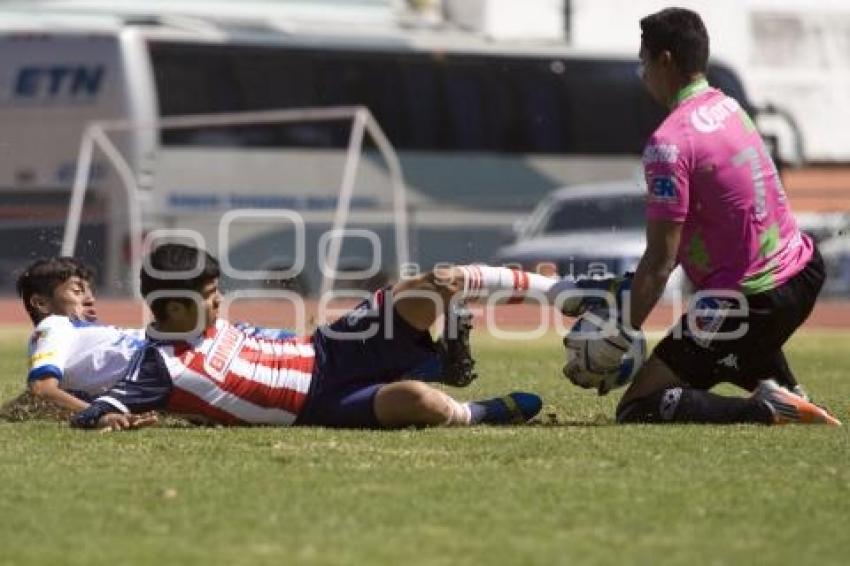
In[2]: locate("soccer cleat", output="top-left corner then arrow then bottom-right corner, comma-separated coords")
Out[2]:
477,392 -> 543,425
751,379 -> 841,426
790,384 -> 810,402
436,301 -> 478,387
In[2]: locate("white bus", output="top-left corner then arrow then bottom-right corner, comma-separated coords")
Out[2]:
0,8 -> 781,294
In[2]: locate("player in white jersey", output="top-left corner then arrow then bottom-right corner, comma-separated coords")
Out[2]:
28,315 -> 145,399
18,257 -> 144,412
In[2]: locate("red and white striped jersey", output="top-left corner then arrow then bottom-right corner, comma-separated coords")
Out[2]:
150,319 -> 315,425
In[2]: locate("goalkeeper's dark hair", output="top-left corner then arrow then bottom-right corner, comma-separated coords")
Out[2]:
16,257 -> 95,324
140,243 -> 220,322
640,7 -> 709,75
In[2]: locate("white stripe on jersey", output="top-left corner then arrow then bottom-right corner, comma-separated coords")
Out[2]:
242,336 -> 314,358
99,396 -> 131,414
171,362 -> 298,425
194,332 -> 314,392
227,356 -> 312,395
199,335 -> 314,363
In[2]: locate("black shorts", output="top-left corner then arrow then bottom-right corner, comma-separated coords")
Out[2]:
297,288 -> 438,427
654,246 -> 825,391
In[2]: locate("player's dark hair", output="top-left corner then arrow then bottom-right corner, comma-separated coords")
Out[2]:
140,243 -> 220,322
16,257 -> 95,324
640,7 -> 709,76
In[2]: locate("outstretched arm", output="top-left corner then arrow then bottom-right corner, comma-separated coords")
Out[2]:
28,377 -> 89,412
71,347 -> 172,430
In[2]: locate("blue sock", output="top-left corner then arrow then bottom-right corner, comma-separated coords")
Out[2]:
468,401 -> 488,423
469,392 -> 542,424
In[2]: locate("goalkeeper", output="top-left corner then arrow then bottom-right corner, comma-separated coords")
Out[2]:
573,8 -> 840,426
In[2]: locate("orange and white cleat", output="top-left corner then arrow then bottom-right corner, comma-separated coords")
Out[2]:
752,380 -> 842,426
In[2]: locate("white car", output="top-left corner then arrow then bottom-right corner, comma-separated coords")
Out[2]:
788,212 -> 849,297
819,232 -> 850,297
494,180 -> 688,299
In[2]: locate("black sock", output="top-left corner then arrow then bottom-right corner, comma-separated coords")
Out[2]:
617,387 -> 773,425
765,351 -> 799,391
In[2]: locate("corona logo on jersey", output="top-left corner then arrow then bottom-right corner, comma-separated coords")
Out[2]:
690,96 -> 741,133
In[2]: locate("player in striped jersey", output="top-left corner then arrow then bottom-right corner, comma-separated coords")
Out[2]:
70,244 -> 582,430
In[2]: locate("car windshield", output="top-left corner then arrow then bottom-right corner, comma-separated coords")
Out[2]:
541,195 -> 646,234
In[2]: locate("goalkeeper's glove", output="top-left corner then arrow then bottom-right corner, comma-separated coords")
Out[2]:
548,272 -> 633,318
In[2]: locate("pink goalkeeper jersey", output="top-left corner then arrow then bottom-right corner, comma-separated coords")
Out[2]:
643,80 -> 813,294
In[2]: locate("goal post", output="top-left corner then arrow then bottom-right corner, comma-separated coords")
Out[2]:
61,106 -> 411,297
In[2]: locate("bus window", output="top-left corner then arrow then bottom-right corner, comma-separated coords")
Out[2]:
149,42 -> 748,156
555,59 -> 664,154
514,63 -> 570,153
399,62 -> 442,149
443,61 -> 490,150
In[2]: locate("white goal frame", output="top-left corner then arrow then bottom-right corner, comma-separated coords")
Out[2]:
61,106 -> 411,297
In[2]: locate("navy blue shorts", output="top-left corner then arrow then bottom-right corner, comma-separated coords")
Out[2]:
296,288 -> 439,428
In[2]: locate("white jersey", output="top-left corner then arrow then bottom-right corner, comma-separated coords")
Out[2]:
27,315 -> 145,396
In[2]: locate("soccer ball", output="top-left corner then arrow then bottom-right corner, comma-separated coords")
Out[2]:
562,310 -> 646,395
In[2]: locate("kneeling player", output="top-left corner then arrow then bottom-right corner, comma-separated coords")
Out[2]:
565,275 -> 840,426
598,8 -> 841,427
71,244 -> 558,430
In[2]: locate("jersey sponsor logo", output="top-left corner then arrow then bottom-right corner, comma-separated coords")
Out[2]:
642,143 -> 680,164
690,96 -> 740,133
685,297 -> 732,348
204,326 -> 245,383
111,334 -> 146,350
29,351 -> 56,366
649,176 -> 679,203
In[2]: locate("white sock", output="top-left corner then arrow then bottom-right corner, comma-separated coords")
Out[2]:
442,396 -> 473,426
458,265 -> 558,303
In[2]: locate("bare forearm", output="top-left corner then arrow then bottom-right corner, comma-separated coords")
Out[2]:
29,380 -> 90,412
628,256 -> 674,329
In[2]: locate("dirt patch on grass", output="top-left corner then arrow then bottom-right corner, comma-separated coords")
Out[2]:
0,390 -> 70,422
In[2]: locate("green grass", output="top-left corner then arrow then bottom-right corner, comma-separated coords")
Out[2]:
1,328 -> 849,566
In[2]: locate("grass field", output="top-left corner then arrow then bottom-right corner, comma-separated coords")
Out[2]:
1,327 -> 849,566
